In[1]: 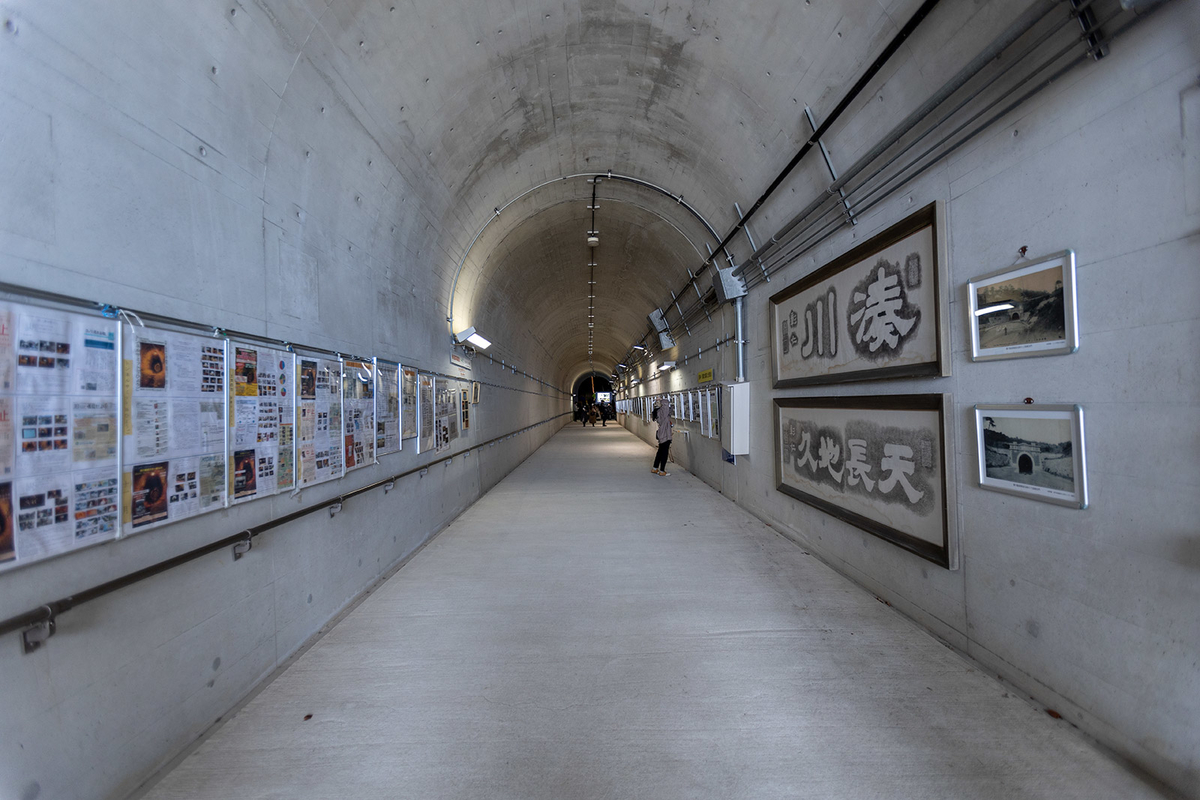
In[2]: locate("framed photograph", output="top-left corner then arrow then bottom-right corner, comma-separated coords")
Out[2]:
974,404 -> 1088,508
775,394 -> 956,569
769,202 -> 951,388
967,250 -> 1078,361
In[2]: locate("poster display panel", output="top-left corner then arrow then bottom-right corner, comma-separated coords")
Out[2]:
229,344 -> 294,504
296,355 -> 343,487
123,326 -> 227,534
707,387 -> 721,440
0,303 -> 118,569
401,367 -> 418,441
375,361 -> 400,456
418,373 -> 435,453
460,388 -> 470,432
699,390 -> 710,437
434,379 -> 456,452
342,360 -> 375,472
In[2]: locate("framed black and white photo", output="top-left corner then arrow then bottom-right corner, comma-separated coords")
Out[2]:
974,404 -> 1088,509
774,394 -> 956,569
769,203 -> 951,388
967,250 -> 1079,361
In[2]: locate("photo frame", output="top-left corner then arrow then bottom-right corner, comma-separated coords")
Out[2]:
769,202 -> 951,388
967,250 -> 1078,361
974,404 -> 1088,508
774,393 -> 956,569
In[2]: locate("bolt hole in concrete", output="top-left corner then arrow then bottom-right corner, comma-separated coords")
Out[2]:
303,714 -> 312,721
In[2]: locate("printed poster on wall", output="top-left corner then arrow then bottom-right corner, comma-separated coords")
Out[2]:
297,355 -> 343,487
434,379 -> 455,453
0,303 -> 119,570
706,387 -> 721,440
342,360 -> 375,471
375,361 -> 400,456
401,366 -> 418,441
418,373 -> 435,453
229,344 -> 294,504
460,389 -> 470,432
123,326 -> 227,535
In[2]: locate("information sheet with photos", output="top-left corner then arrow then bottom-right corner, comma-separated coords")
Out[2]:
434,379 -> 457,453
230,344 -> 294,504
418,373 -> 435,453
342,360 -> 375,471
0,303 -> 119,569
375,361 -> 400,456
401,366 -> 418,441
123,327 -> 227,534
460,389 -> 470,432
297,355 -> 343,487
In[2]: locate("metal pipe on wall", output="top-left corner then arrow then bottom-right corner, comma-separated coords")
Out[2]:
734,296 -> 746,383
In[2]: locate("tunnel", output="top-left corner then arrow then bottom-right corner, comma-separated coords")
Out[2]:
0,1 -> 1197,799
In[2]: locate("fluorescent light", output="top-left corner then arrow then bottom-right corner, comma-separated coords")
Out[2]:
633,345 -> 646,351
454,326 -> 491,350
617,363 -> 626,368
975,303 -> 1015,317
659,361 -> 676,371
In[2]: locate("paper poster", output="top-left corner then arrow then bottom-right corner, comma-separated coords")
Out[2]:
434,379 -> 456,453
460,389 -> 470,432
418,373 -> 435,453
228,345 -> 294,503
123,327 -> 227,534
297,356 -> 343,487
0,303 -> 119,571
401,366 -> 419,441
343,360 -> 375,471
375,362 -> 400,456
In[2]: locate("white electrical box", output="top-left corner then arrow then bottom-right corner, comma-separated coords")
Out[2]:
721,381 -> 750,456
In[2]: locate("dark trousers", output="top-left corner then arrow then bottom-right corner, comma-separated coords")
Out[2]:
653,440 -> 671,471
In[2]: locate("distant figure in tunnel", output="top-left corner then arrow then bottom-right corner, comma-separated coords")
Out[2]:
587,404 -> 599,426
652,397 -> 673,476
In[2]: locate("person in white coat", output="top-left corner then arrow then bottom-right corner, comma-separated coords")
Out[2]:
651,397 -> 673,476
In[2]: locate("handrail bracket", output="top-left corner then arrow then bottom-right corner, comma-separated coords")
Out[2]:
22,610 -> 56,654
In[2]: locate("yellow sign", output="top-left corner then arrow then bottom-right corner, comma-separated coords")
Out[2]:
698,368 -> 714,383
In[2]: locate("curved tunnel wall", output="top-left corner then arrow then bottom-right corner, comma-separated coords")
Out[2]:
0,0 -> 1197,798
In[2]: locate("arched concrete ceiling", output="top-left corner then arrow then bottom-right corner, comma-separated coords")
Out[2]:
261,0 -> 934,383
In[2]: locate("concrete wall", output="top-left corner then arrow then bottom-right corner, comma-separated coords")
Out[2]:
0,3 -> 568,800
625,5 -> 1200,795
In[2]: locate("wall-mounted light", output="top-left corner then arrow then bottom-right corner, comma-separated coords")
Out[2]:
633,345 -> 646,351
659,361 -> 676,372
454,326 -> 492,350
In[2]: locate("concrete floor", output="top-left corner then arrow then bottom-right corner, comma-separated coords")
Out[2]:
139,425 -> 1169,800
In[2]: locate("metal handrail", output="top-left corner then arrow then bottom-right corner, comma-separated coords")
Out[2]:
0,412 -> 573,646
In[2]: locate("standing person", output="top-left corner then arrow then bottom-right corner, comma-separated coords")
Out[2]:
587,404 -> 599,427
601,402 -> 608,427
651,397 -> 673,476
